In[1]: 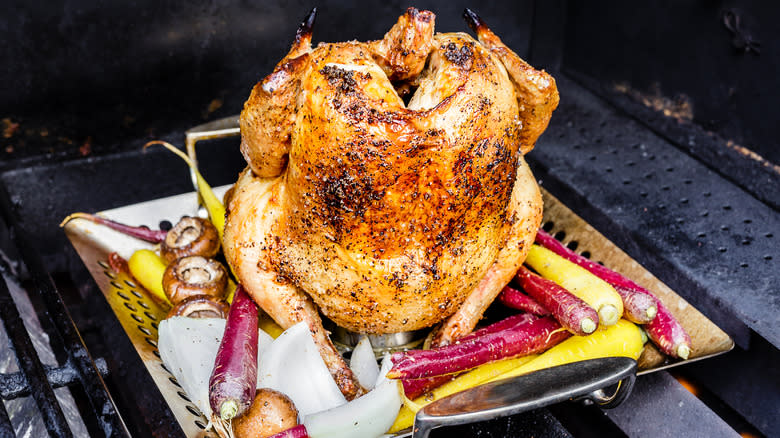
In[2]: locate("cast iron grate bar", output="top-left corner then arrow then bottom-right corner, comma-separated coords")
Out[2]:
0,184 -> 130,438
0,275 -> 72,437
0,358 -> 109,400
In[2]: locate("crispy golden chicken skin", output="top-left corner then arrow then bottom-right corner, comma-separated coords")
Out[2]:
224,7 -> 558,396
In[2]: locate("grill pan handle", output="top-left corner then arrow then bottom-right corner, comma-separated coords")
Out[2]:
410,357 -> 637,438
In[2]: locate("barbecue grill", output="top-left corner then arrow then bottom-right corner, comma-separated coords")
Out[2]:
1,1 -> 777,437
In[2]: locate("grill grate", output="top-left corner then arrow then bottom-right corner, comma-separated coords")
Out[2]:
0,186 -> 130,438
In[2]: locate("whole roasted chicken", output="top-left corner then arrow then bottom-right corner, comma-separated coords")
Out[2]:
223,8 -> 558,397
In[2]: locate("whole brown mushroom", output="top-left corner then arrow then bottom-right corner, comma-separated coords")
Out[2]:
232,388 -> 299,438
162,256 -> 228,304
160,216 -> 220,263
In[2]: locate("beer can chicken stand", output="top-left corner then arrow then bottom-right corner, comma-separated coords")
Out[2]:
223,7 -> 559,398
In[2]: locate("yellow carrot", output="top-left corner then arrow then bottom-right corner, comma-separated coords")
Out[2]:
145,141 -> 226,242
127,249 -> 171,306
225,279 -> 237,304
525,244 -> 624,325
486,319 -> 644,384
388,354 -> 538,432
258,312 -> 285,339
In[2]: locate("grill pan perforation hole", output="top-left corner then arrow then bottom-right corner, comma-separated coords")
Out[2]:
186,405 -> 201,417
554,231 -> 566,241
153,349 -> 161,358
110,281 -> 123,289
98,261 -> 109,269
146,338 -> 158,348
161,363 -> 170,373
130,314 -> 143,323
116,291 -> 130,301
131,290 -> 143,298
123,302 -> 136,312
566,241 -> 579,251
138,326 -> 151,336
145,311 -> 158,321
178,391 -> 192,402
580,251 -> 591,259
124,280 -> 137,288
194,420 -> 206,430
542,221 -> 554,232
169,376 -> 181,388
137,300 -> 150,310
159,220 -> 173,231
104,271 -> 116,280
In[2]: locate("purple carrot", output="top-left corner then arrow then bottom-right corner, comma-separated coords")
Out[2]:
498,285 -> 551,316
515,266 -> 598,336
402,375 -> 455,399
209,285 -> 259,421
402,313 -> 539,397
459,312 -> 537,343
267,425 -> 310,438
535,229 -> 658,324
387,316 -> 570,379
60,212 -> 167,243
644,299 -> 692,359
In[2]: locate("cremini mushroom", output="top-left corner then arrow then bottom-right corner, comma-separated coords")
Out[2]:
162,255 -> 228,304
160,216 -> 220,263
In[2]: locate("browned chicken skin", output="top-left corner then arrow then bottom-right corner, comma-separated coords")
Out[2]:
223,8 -> 558,396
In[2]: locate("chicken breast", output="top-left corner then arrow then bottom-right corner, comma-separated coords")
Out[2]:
224,7 -> 558,396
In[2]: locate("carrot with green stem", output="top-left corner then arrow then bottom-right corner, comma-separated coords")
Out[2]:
534,230 -> 690,358
525,244 -> 623,326
516,266 -> 598,336
535,230 -> 657,324
209,284 -> 259,423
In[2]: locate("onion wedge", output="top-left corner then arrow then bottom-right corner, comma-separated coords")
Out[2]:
304,355 -> 401,438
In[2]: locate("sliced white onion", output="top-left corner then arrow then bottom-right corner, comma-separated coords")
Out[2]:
304,354 -> 402,438
350,336 -> 379,390
257,322 -> 347,416
158,317 -> 273,418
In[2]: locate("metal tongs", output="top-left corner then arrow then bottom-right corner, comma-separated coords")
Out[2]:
395,357 -> 636,438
